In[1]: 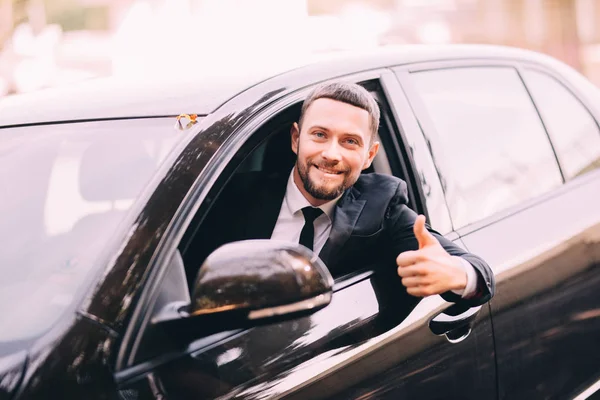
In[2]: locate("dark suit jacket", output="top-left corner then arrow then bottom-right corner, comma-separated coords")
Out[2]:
190,171 -> 495,307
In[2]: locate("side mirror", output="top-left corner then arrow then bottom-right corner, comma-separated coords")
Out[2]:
153,240 -> 333,338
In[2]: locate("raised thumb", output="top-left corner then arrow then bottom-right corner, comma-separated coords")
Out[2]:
414,215 -> 436,249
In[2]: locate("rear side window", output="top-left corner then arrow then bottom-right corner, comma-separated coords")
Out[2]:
410,67 -> 563,228
523,69 -> 600,180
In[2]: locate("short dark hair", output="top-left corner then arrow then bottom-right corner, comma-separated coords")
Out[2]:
298,82 -> 380,144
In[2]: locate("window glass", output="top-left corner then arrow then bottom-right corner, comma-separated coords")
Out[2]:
0,118 -> 183,344
411,67 -> 562,228
523,69 -> 600,179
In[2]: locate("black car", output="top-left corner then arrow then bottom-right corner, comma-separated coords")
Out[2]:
1,45 -> 600,400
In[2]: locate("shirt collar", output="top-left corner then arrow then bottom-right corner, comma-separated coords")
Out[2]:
284,168 -> 341,219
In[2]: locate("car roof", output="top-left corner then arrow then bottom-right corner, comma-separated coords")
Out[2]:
0,44 -> 558,128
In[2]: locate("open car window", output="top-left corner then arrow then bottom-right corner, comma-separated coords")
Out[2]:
178,82 -> 403,290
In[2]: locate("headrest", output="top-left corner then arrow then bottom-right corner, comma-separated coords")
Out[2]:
78,140 -> 157,201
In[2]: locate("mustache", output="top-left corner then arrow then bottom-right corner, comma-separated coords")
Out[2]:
310,161 -> 349,173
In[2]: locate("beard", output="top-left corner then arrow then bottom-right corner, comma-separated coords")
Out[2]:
296,158 -> 356,201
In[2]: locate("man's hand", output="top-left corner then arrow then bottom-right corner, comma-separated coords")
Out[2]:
396,215 -> 468,297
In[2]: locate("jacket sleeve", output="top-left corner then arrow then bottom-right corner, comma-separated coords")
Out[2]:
383,181 -> 495,306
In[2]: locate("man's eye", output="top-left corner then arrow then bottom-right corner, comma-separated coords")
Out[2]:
345,138 -> 359,146
314,131 -> 326,138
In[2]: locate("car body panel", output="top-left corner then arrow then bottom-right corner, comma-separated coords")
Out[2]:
1,44 -> 598,399
0,351 -> 26,400
117,264 -> 495,400
0,44 -> 574,128
394,56 -> 600,399
10,314 -> 117,400
462,171 -> 600,399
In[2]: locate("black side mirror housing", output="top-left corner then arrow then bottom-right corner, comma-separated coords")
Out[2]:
153,240 -> 333,338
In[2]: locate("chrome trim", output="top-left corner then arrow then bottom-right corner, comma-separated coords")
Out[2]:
190,304 -> 239,317
445,328 -> 472,344
248,293 -> 332,320
573,378 -> 600,400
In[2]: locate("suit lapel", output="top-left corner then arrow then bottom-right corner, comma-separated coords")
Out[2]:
244,172 -> 367,266
319,187 -> 365,268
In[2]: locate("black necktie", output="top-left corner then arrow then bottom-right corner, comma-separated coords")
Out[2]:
299,207 -> 324,251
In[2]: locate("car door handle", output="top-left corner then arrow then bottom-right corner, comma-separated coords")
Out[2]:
429,304 -> 482,343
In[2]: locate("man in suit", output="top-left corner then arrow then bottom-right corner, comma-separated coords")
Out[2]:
194,82 -> 494,306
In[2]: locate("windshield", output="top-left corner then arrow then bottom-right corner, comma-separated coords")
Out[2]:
0,118 -> 184,346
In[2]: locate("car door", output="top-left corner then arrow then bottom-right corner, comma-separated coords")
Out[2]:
114,70 -> 497,400
398,60 -> 600,399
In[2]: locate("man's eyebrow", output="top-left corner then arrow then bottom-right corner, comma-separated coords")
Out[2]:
307,125 -> 331,132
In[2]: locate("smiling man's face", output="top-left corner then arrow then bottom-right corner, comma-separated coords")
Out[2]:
291,98 -> 380,206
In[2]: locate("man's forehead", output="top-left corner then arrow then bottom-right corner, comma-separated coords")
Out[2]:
304,98 -> 370,131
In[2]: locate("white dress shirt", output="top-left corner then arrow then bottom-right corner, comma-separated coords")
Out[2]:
271,170 -> 341,255
270,169 -> 477,298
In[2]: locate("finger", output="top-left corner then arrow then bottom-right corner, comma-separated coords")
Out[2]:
401,276 -> 428,288
414,215 -> 438,249
396,250 -> 422,267
406,286 -> 427,297
406,285 -> 439,297
397,264 -> 427,277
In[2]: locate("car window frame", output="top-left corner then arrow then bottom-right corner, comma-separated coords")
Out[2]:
116,89 -> 309,374
114,69 -> 430,376
517,61 -> 600,126
386,68 -> 455,235
396,59 -> 568,235
516,63 -> 600,181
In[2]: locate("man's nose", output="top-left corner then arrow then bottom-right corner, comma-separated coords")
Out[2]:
321,141 -> 342,162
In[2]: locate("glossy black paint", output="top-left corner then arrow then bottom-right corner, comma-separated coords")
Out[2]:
0,44 -> 573,128
0,89 -> 284,399
82,87 -> 290,333
10,314 -> 117,399
3,45 -> 598,399
295,307 -> 495,400
119,269 -> 495,400
150,241 -> 335,343
191,240 -> 333,316
462,174 -> 600,399
395,56 -> 600,399
0,351 -> 26,400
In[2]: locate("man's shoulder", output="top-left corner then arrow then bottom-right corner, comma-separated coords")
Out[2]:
346,174 -> 410,234
354,173 -> 408,200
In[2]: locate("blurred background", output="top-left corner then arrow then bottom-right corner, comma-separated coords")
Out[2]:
1,0 -> 600,97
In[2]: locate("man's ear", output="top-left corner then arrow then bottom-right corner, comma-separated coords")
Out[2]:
362,141 -> 380,169
291,122 -> 300,155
